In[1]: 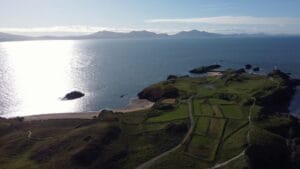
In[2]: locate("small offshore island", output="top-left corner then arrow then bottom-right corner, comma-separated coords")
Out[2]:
1,66 -> 300,169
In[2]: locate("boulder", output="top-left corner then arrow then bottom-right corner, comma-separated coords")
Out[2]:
63,91 -> 84,100
189,64 -> 221,74
234,68 -> 246,74
167,75 -> 178,80
138,85 -> 179,102
253,67 -> 260,72
245,64 -> 252,69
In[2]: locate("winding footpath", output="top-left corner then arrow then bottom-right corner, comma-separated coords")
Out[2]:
27,130 -> 32,139
136,97 -> 195,169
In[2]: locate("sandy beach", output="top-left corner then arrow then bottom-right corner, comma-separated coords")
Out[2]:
24,98 -> 154,121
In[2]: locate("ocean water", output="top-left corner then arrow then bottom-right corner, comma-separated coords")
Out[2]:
0,37 -> 300,117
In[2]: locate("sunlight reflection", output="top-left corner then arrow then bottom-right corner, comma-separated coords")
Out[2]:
2,40 -> 81,116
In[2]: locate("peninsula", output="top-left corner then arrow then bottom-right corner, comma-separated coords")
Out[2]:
0,67 -> 299,169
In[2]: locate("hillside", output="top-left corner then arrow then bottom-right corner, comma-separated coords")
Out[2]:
0,68 -> 299,169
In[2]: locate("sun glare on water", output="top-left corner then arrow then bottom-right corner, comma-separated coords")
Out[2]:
1,40 -> 83,117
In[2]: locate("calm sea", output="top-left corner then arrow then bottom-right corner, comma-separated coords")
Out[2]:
0,37 -> 300,117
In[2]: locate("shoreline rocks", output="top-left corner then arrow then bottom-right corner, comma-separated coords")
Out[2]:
138,85 -> 179,102
253,67 -> 260,72
167,75 -> 178,80
189,64 -> 221,74
245,64 -> 252,69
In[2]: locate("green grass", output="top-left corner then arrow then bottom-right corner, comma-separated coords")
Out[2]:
248,126 -> 286,146
0,154 -> 39,169
148,148 -> 211,169
143,123 -> 168,132
221,105 -> 245,119
146,104 -> 188,123
218,155 -> 248,169
201,104 -> 213,116
227,78 -> 277,95
187,135 -> 218,160
255,116 -> 294,135
250,105 -> 262,120
193,99 -> 202,116
209,98 -> 235,105
219,126 -> 248,162
223,120 -> 248,139
124,130 -> 185,169
195,117 -> 210,134
143,120 -> 188,132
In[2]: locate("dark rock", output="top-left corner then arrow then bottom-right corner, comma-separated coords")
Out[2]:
138,85 -> 179,102
120,94 -> 127,98
163,86 -> 179,98
245,64 -> 252,69
167,75 -> 178,80
234,68 -> 246,74
138,87 -> 163,102
189,64 -> 221,74
98,110 -> 118,121
268,69 -> 290,80
63,91 -> 84,100
253,67 -> 260,72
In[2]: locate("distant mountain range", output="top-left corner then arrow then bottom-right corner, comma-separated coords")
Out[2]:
0,30 -> 285,42
0,32 -> 33,41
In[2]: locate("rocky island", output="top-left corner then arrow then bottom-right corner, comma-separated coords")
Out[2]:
62,91 -> 85,100
0,67 -> 300,169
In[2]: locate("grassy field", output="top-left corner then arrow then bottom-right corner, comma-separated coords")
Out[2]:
195,117 -> 210,134
187,135 -> 218,160
146,104 -> 188,123
221,105 -> 245,119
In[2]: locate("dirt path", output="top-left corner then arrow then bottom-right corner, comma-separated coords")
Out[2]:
27,130 -> 32,139
210,150 -> 245,169
136,97 -> 195,169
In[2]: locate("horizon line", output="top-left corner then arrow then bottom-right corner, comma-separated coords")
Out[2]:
1,27 -> 300,37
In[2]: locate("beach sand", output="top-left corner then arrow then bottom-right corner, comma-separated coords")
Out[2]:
24,98 -> 154,121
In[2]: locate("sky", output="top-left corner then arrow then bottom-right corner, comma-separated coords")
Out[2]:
1,0 -> 300,36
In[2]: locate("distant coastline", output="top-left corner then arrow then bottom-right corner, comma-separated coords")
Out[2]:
1,29 -> 298,42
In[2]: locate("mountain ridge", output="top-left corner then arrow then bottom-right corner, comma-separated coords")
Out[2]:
0,30 -> 281,42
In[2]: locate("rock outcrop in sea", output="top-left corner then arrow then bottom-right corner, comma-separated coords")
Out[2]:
62,91 -> 84,100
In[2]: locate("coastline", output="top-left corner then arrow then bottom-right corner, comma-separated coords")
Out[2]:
23,98 -> 154,121
13,69 -> 300,121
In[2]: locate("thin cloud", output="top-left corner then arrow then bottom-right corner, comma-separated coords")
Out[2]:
146,16 -> 300,25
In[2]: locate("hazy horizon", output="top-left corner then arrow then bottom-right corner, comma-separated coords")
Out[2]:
1,0 -> 300,36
